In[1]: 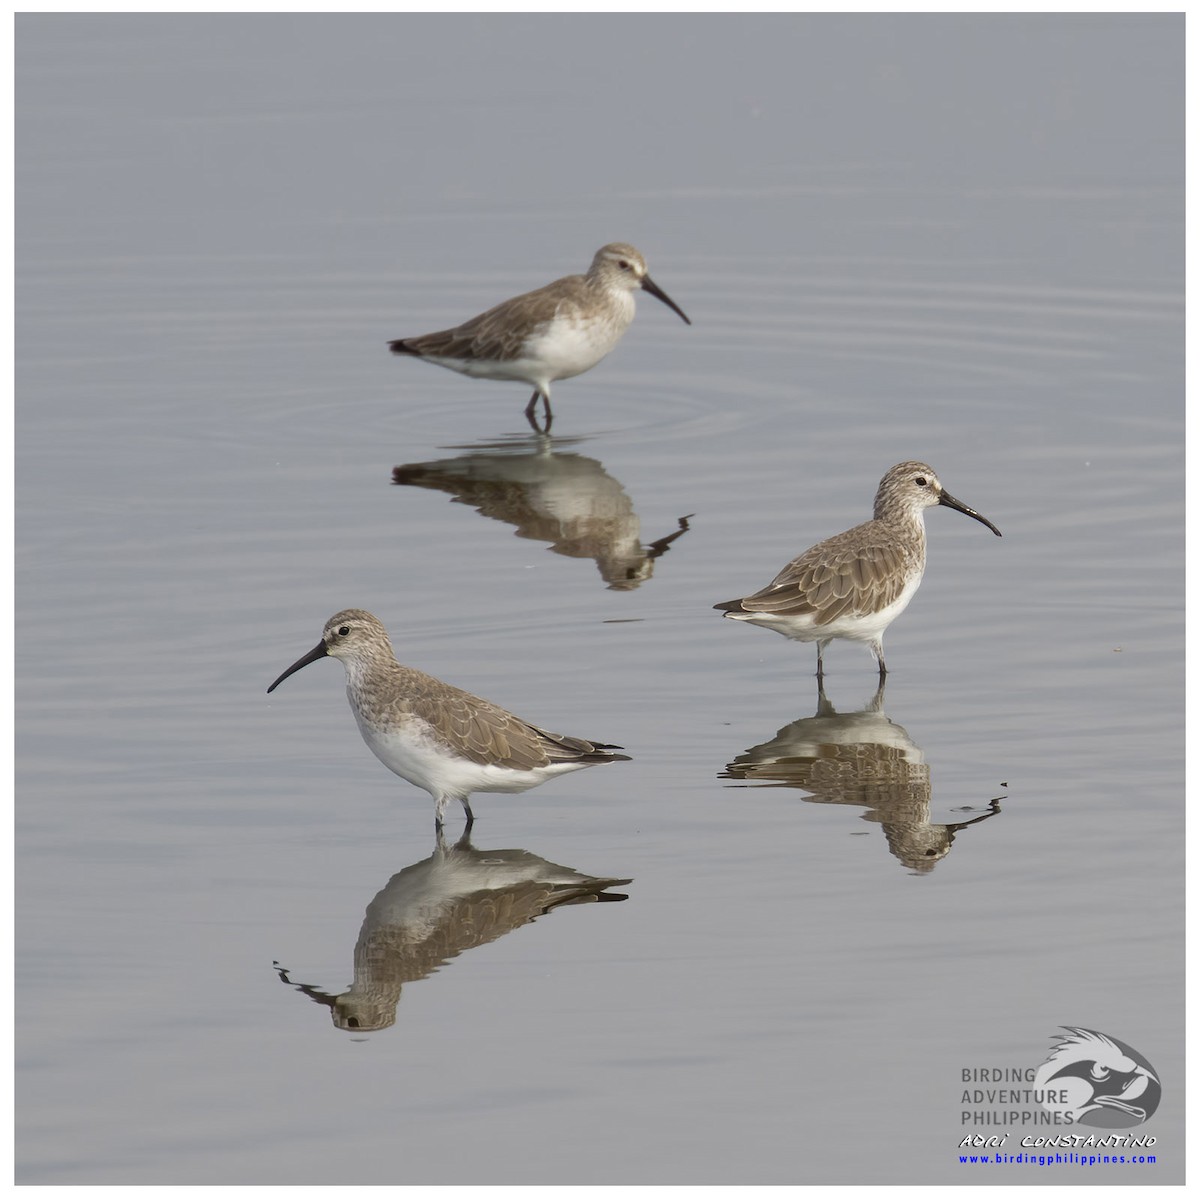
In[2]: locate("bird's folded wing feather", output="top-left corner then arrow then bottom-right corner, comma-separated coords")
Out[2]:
401,275 -> 591,361
427,691 -> 558,770
737,529 -> 910,625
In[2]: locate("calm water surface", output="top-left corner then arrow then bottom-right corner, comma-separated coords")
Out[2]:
16,14 -> 1183,1185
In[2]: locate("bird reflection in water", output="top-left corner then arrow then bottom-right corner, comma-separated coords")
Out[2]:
393,433 -> 692,590
720,681 -> 1001,874
274,830 -> 631,1032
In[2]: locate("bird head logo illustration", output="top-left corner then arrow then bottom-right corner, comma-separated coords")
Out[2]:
1035,1027 -> 1160,1128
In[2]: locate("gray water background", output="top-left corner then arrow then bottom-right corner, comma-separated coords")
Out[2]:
16,13 -> 1183,1185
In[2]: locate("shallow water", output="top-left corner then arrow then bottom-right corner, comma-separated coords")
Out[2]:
16,13 -> 1183,1185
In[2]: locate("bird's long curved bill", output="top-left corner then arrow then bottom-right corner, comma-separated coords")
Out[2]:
267,641 -> 329,693
641,275 -> 692,325
939,491 -> 1002,537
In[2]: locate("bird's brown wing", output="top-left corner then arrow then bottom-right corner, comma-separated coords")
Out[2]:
390,275 -> 591,362
403,670 -> 624,770
724,523 -> 911,625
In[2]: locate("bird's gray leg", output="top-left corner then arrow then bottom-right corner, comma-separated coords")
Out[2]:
815,645 -> 825,681
524,391 -> 553,434
866,637 -> 888,678
461,796 -> 475,831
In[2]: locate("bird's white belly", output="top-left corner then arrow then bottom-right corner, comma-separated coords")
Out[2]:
731,575 -> 923,644
423,319 -> 620,386
424,353 -> 536,383
354,711 -> 583,799
522,313 -> 628,382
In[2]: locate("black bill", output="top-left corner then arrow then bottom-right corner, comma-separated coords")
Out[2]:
939,490 -> 1002,537
641,274 -> 692,325
267,640 -> 329,693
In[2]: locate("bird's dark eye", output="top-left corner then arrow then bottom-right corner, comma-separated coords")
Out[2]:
338,625 -> 350,636
914,476 -> 928,487
618,260 -> 631,270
